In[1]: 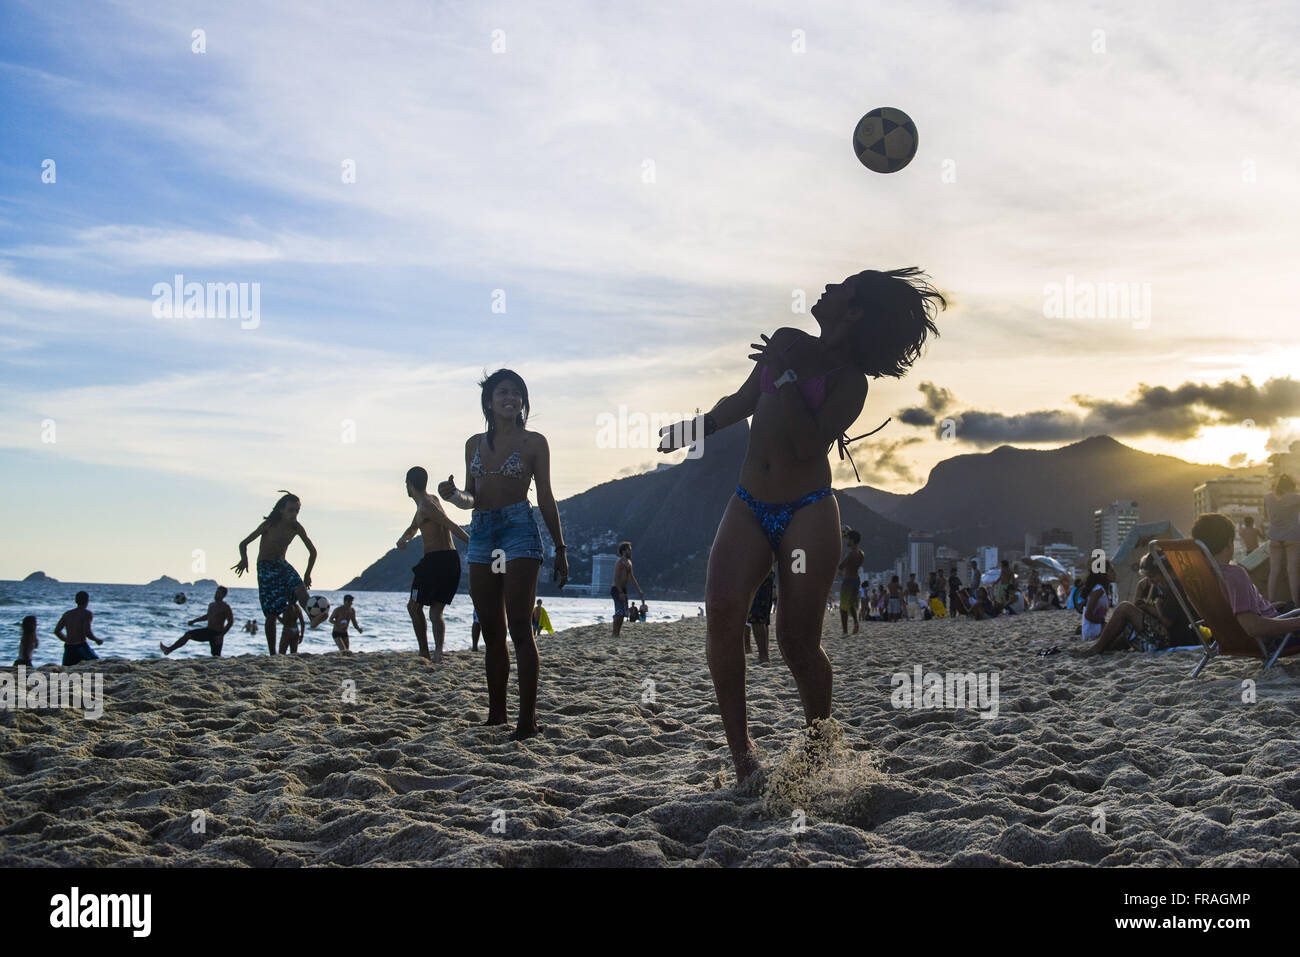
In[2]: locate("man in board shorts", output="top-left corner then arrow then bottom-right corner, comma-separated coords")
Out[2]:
399,466 -> 470,661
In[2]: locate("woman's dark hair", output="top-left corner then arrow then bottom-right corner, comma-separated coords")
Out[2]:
265,491 -> 300,524
21,615 -> 36,636
479,369 -> 529,450
1081,566 -> 1112,602
1276,473 -> 1297,495
845,267 -> 946,378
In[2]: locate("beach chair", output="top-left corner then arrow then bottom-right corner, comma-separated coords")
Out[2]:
1149,539 -> 1300,678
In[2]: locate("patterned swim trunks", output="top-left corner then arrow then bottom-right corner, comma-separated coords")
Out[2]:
257,559 -> 304,618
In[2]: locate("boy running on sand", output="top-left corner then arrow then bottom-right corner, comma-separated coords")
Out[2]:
329,595 -> 363,653
232,491 -> 323,654
161,585 -> 233,657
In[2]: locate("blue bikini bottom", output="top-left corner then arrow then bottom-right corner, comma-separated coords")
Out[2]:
735,484 -> 834,552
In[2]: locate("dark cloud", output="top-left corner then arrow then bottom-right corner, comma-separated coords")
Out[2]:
898,376 -> 1300,448
834,436 -> 923,485
896,381 -> 955,427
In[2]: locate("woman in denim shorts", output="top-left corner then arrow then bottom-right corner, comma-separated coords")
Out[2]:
439,369 -> 568,739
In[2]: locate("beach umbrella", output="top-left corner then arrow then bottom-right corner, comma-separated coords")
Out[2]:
1022,555 -> 1069,577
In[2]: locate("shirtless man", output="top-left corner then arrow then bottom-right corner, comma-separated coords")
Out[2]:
1239,515 -> 1263,554
232,491 -> 322,654
54,591 -> 104,666
611,542 -> 645,639
838,529 -> 864,634
328,595 -> 363,654
398,466 -> 470,661
161,585 -> 233,657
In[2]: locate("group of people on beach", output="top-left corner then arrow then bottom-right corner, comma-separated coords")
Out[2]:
15,267 -> 947,778
1068,507 -> 1300,660
833,552 -> 1059,633
12,593 -> 106,668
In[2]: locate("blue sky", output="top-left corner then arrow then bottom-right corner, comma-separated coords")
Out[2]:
2,0 -> 1299,585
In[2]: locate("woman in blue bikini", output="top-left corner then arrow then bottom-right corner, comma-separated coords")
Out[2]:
660,268 -> 944,783
439,369 -> 568,739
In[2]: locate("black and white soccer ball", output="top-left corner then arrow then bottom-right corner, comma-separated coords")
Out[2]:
853,107 -> 918,173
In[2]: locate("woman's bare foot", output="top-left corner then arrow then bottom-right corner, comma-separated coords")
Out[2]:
482,713 -> 509,727
510,721 -> 540,740
733,741 -> 762,784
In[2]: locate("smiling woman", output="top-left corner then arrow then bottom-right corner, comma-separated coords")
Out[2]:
438,368 -> 569,740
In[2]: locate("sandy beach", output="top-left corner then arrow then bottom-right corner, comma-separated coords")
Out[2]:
2,609 -> 1298,867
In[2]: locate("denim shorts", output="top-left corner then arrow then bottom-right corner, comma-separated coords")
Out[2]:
467,500 -> 544,564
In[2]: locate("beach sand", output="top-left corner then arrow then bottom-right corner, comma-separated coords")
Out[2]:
2,610 -> 1298,866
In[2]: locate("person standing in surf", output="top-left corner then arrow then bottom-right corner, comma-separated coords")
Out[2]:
232,491 -> 324,654
439,369 -> 568,739
659,268 -> 944,784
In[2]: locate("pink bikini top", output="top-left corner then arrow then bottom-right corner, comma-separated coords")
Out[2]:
759,364 -> 842,410
754,343 -> 890,481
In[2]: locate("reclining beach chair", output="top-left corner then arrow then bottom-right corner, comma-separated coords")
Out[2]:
1149,538 -> 1300,678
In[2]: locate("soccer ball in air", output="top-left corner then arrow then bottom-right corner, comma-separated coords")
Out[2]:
853,107 -> 918,173
306,595 -> 330,619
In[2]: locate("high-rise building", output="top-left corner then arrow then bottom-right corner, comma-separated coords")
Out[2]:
1093,501 -> 1139,559
977,545 -> 999,572
591,553 -> 619,592
1193,476 -> 1267,525
907,531 -> 935,579
1041,526 -> 1074,546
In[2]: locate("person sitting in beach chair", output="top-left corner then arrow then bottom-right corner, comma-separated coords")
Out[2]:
1072,552 -> 1190,657
1150,513 -> 1300,677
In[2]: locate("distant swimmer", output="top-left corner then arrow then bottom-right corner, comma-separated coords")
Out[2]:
328,594 -> 363,654
660,268 -> 944,784
243,619 -> 259,635
15,615 -> 38,667
439,369 -> 568,739
610,542 -> 645,639
161,585 -> 233,657
54,591 -> 104,666
232,491 -> 323,654
398,466 -> 470,662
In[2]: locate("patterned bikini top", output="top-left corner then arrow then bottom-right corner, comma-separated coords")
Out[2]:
470,446 -> 526,479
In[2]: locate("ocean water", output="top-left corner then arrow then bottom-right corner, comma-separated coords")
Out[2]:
0,580 -> 705,665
